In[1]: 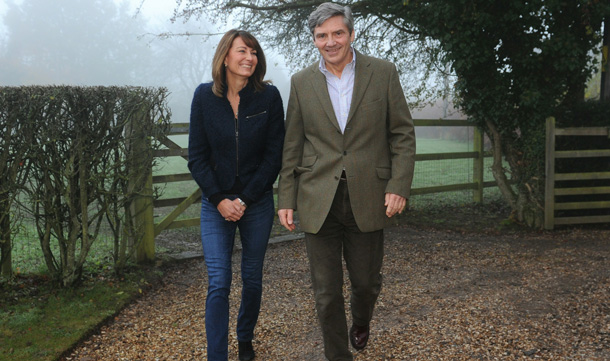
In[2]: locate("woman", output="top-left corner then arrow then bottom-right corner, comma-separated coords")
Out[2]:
188,29 -> 285,361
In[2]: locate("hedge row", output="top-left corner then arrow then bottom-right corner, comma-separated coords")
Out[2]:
0,86 -> 171,287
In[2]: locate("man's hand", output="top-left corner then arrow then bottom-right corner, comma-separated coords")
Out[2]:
278,208 -> 296,231
385,193 -> 406,218
217,199 -> 246,222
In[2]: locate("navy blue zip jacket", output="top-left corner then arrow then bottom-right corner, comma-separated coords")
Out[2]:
188,82 -> 285,206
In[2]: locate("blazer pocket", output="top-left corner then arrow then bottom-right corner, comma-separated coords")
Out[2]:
294,155 -> 318,177
361,98 -> 383,113
376,167 -> 391,180
361,98 -> 382,107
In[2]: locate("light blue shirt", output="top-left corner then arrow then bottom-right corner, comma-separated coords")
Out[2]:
319,48 -> 356,134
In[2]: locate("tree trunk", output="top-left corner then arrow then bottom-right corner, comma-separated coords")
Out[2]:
1,204 -> 12,278
515,191 -> 544,229
485,120 -> 517,208
485,120 -> 545,228
36,197 -> 59,277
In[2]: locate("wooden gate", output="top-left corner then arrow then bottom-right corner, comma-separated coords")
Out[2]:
151,122 -> 201,236
134,122 -> 198,262
544,117 -> 610,229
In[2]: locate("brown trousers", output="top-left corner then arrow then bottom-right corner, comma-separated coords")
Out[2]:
305,180 -> 384,361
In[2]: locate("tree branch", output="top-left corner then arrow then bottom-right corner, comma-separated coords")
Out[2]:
370,11 -> 419,36
225,0 -> 325,12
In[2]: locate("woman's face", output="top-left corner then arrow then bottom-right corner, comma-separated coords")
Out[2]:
224,36 -> 258,81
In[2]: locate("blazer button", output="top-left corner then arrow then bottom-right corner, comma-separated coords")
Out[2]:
343,151 -> 347,155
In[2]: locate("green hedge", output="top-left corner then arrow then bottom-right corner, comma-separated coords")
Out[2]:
0,86 -> 171,286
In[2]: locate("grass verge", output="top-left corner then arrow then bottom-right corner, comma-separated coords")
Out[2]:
0,266 -> 163,361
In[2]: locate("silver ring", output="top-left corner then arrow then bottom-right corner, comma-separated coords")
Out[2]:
225,218 -> 230,221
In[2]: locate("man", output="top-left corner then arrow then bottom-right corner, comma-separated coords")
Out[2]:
277,2 -> 416,360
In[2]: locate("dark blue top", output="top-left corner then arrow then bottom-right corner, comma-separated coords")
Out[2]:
188,82 -> 285,206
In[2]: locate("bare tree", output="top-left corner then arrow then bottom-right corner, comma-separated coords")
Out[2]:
172,0 -> 448,105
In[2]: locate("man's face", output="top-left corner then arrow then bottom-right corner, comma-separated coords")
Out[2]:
313,15 -> 355,70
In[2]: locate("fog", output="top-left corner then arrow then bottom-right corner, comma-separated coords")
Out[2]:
0,0 -> 292,123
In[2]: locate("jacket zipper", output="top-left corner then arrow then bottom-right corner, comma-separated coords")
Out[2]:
245,110 -> 267,119
234,114 -> 239,176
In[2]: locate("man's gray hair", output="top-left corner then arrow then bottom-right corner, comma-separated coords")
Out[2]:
308,2 -> 354,35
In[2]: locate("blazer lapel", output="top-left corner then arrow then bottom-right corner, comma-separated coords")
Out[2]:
309,65 -> 342,132
347,50 -> 373,124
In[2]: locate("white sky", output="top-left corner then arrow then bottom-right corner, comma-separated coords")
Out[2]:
118,0 -> 177,26
0,0 -> 11,39
0,0 -> 189,35
0,0 -> 290,102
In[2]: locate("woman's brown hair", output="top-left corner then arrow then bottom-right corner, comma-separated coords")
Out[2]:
211,29 -> 268,97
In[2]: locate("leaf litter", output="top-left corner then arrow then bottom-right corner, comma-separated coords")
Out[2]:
62,211 -> 610,360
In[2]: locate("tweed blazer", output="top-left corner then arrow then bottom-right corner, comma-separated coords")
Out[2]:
277,50 -> 416,233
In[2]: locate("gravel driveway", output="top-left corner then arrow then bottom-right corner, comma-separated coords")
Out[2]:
62,221 -> 610,360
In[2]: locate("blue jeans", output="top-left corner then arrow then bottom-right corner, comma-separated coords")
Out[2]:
200,191 -> 274,361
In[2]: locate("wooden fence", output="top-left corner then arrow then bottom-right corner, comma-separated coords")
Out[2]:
411,119 -> 491,202
135,119 -> 495,261
544,117 -> 610,230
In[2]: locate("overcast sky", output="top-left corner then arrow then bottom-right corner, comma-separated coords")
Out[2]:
0,0 -> 291,121
119,0 -> 178,26
0,1 -> 9,39
122,0 -> 291,94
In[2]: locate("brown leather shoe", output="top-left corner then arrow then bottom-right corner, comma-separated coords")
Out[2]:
349,324 -> 370,350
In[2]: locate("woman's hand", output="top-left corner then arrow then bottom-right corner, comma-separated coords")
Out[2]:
217,199 -> 246,222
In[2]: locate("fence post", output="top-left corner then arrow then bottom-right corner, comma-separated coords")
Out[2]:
473,127 -> 484,203
544,117 -> 556,230
135,170 -> 155,263
129,110 -> 156,264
